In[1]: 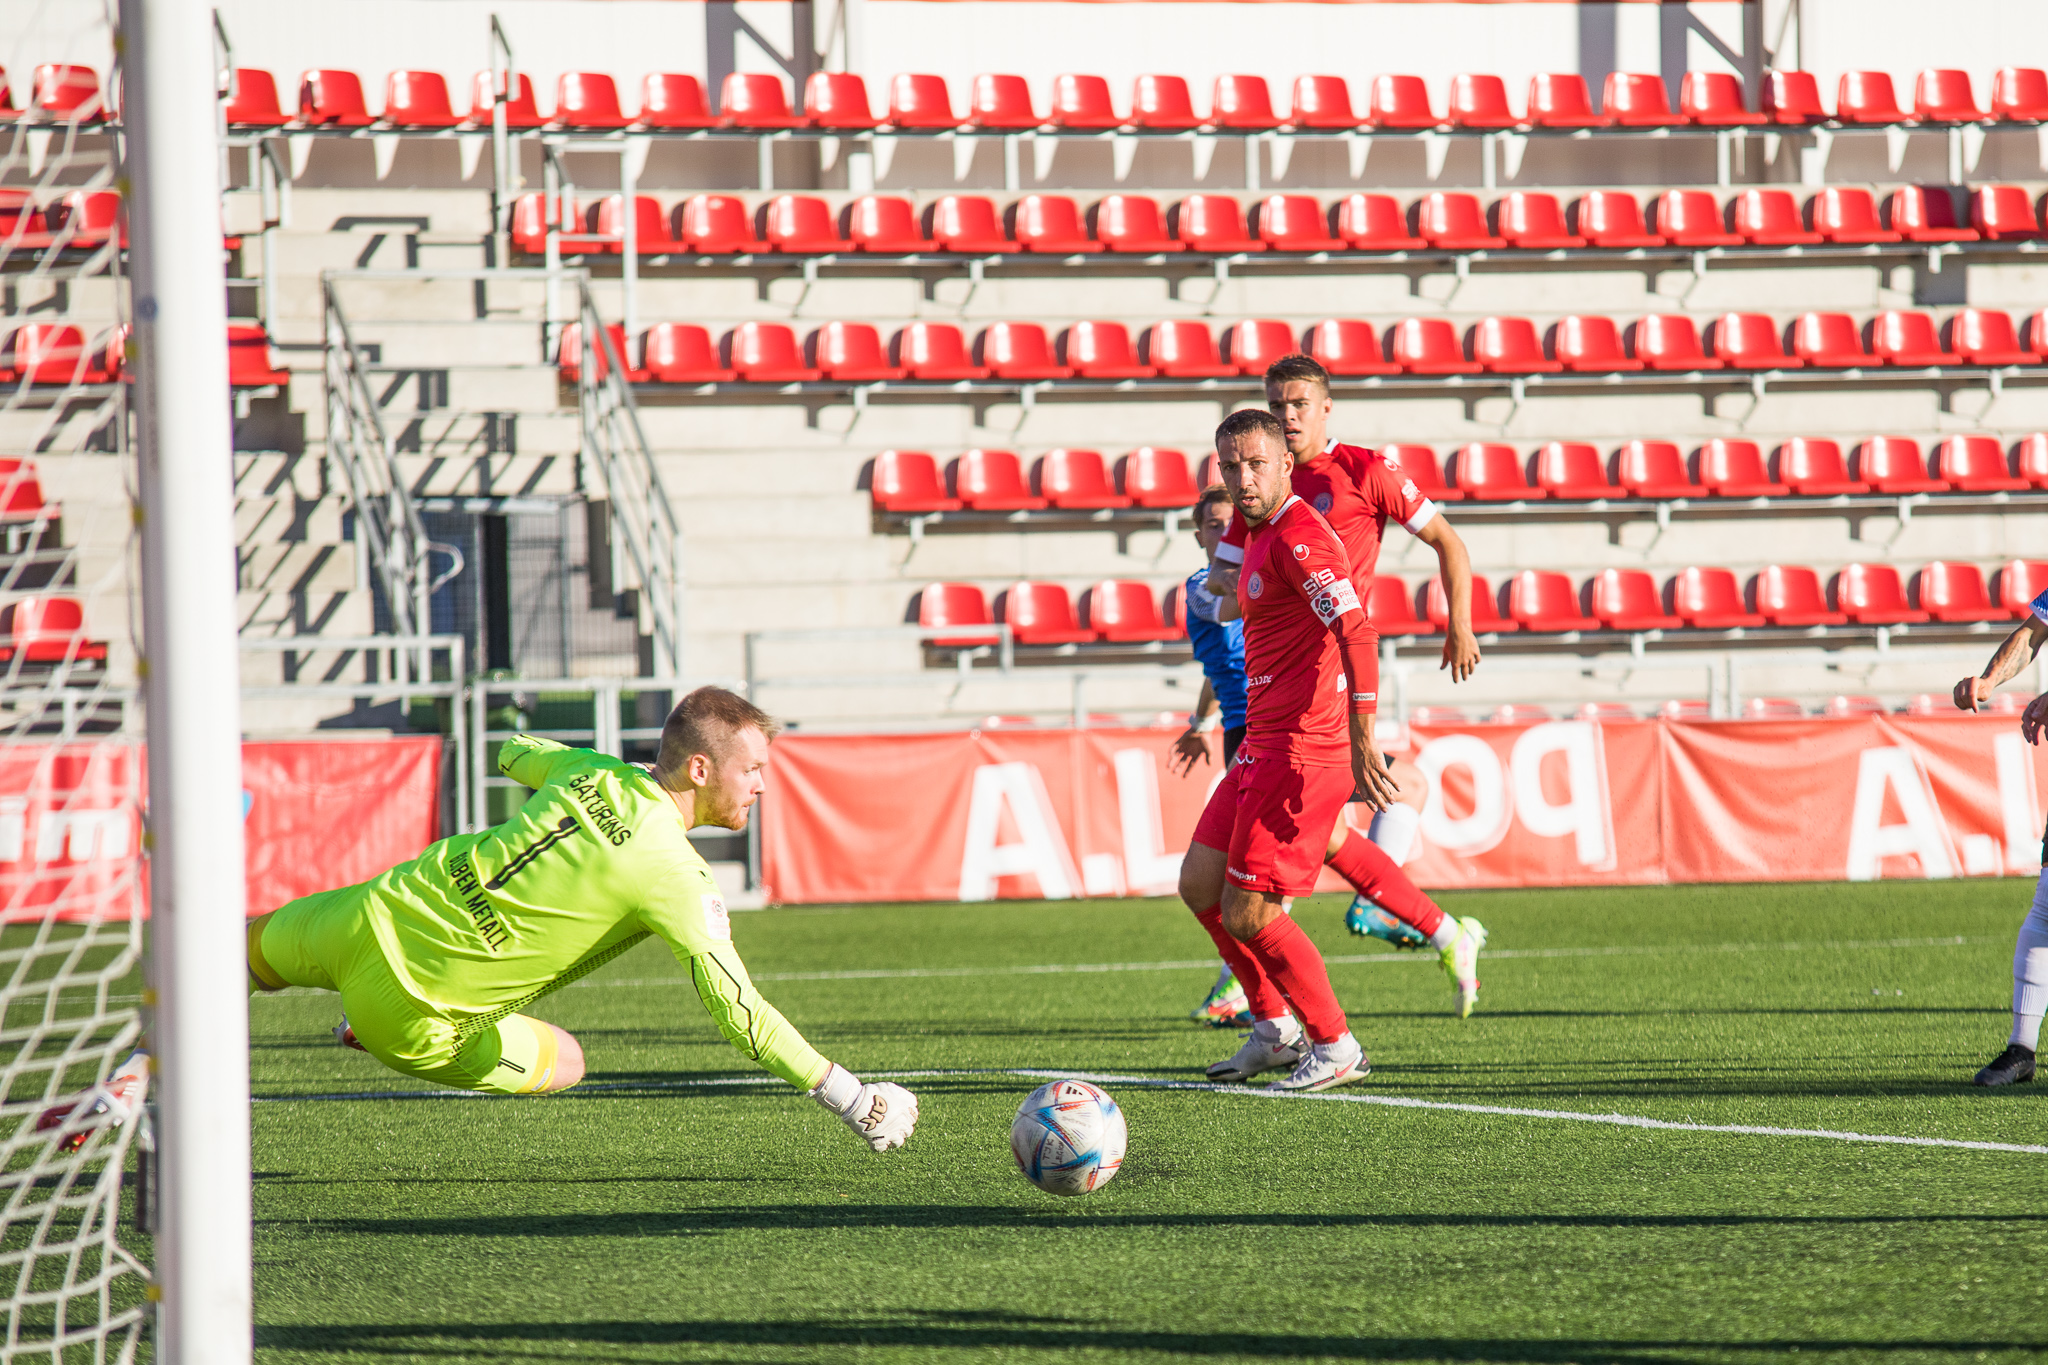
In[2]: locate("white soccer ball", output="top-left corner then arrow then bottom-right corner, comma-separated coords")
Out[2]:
1010,1078 -> 1127,1196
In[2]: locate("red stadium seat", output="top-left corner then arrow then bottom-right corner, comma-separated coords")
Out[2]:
1671,567 -> 1764,628
1253,195 -> 1343,252
1211,75 -> 1283,130
299,69 -> 372,126
469,71 -> 543,128
1755,565 -> 1848,626
1527,73 -> 1605,127
222,68 -> 288,126
1811,187 -> 1900,243
1222,320 -> 1297,376
1060,322 -> 1154,379
2018,434 -> 2048,490
642,324 -> 734,383
1306,319 -> 1399,375
1472,316 -> 1562,373
893,323 -> 988,380
1777,438 -> 1868,495
28,65 -> 102,121
1680,71 -> 1765,125
1034,449 -> 1130,509
639,74 -> 716,128
1533,442 -> 1610,498
1579,702 -> 1639,723
0,598 -> 103,664
968,74 -> 1040,129
1763,70 -> 1827,124
7,324 -> 108,385
1973,184 -> 2040,241
1992,68 -> 2048,122
555,72 -> 628,128
1118,447 -> 1197,508
1289,75 -> 1361,129
674,195 -> 760,254
1415,192 -> 1504,249
1552,315 -> 1641,372
1451,443 -> 1533,501
1899,695 -> 1950,716
1709,313 -> 1800,370
1915,561 -> 2008,622
1615,440 -> 1695,499
1333,193 -> 1427,250
1603,72 -> 1683,126
0,190 -> 47,252
804,72 -> 879,129
1131,75 -> 1200,131
1824,695 -> 1886,718
556,322 -> 632,383
1494,192 -> 1584,249
1856,436 -> 1950,493
2029,311 -> 2048,358
1369,74 -> 1439,129
1699,439 -> 1788,497
1368,576 -> 1432,636
1732,189 -> 1822,245
976,322 -> 1070,379
1382,444 -> 1458,502
1448,73 -> 1517,129
1746,697 -> 1806,719
999,583 -> 1097,645
720,73 -> 803,129
1995,559 -> 2048,614
384,71 -> 460,127
508,193 -> 556,255
1509,570 -> 1593,631
1886,186 -> 1979,242
225,325 -> 288,387
1571,191 -> 1664,248
1090,194 -> 1180,253
1197,454 -> 1222,490
1172,195 -> 1264,253
886,74 -> 958,129
45,191 -> 123,249
1082,581 -> 1182,642
809,321 -> 904,382
764,194 -> 856,252
724,322 -> 820,382
844,195 -> 927,253
0,461 -> 49,519
1837,71 -> 1908,123
1660,699 -> 1711,721
1914,69 -> 1986,122
872,452 -> 960,512
950,449 -> 1046,510
1427,573 -> 1516,633
1413,706 -> 1474,725
925,196 -> 1010,254
587,195 -> 678,254
1948,308 -> 2033,366
1936,435 -> 2026,491
1834,563 -> 1929,624
1791,312 -> 1870,367
1870,310 -> 1959,367
1009,194 -> 1100,253
1651,190 -> 1741,247
1392,319 -> 1482,375
1141,321 -> 1234,378
1631,315 -> 1720,371
1050,74 -> 1119,130
1590,569 -> 1681,630
918,582 -> 999,647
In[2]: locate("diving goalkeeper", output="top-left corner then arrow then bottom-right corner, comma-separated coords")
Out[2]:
245,685 -> 919,1151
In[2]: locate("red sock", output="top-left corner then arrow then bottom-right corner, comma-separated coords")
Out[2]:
1193,905 -> 1288,1019
1244,915 -> 1347,1043
1327,831 -> 1445,938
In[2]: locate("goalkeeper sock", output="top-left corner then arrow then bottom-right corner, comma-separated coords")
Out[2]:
1368,803 -> 1420,866
1194,906 -> 1287,1020
2011,882 -> 2048,1050
1243,915 -> 1347,1044
1327,830 -> 1446,940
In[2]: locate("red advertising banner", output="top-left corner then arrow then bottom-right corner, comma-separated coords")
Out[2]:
761,717 -> 2048,905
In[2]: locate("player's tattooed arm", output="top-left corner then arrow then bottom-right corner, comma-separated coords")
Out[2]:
1412,514 -> 1480,683
1956,616 -> 2048,737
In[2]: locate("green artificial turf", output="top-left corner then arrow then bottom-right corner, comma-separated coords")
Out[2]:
243,879 -> 2048,1364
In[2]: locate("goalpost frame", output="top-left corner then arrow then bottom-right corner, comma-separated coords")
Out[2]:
121,0 -> 255,1360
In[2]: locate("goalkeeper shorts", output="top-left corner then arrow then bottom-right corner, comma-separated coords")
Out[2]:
247,887 -> 568,1097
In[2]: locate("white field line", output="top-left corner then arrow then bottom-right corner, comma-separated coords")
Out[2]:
251,1065 -> 2048,1158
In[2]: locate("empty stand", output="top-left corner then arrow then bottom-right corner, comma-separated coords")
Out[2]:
808,322 -> 904,381
1603,73 -> 1682,127
804,72 -> 879,129
1994,560 -> 2048,614
1508,570 -> 1593,631
1589,569 -> 1680,630
222,68 -> 288,125
1823,695 -> 1886,718
1382,445 -> 1457,501
1615,440 -> 1695,498
0,598 -> 104,664
886,74 -> 958,129
893,323 -> 987,380
470,71 -> 543,128
998,583 -> 1096,645
1211,75 -> 1282,130
1746,697 -> 1806,719
1050,74 -> 1120,130
919,583 -> 1000,647
1680,71 -> 1765,125
1428,574 -> 1515,633
1527,73 -> 1604,127
1131,75 -> 1201,131
1886,187 -> 1979,242
724,322 -> 819,382
299,69 -> 372,126
1081,581 -> 1181,642
969,74 -> 1040,129
1856,436 -> 1948,492
1254,195 -> 1343,252
1009,195 -> 1100,253
1709,313 -> 1799,369
1811,188 -> 1899,243
1631,315 -> 1720,370
639,322 -> 729,381
1915,69 -> 1986,122
2018,435 -> 2048,489
1935,435 -> 2027,490
589,195 -> 677,253
1764,70 -> 1827,123
1448,74 -> 1517,129
1915,561 -> 2008,622
1837,71 -> 1908,123
1307,319 -> 1398,375
1972,185 -> 2040,241
1141,322 -> 1234,378
1572,191 -> 1664,247
720,73 -> 803,128
1173,195 -> 1264,253
1415,192 -> 1503,249
1776,438 -> 1868,495
1698,439 -> 1787,497
1494,193 -> 1584,249
1222,320 -> 1295,376
1472,316 -> 1560,373
1532,442 -> 1609,497
1948,308 -> 2034,365
949,449 -> 1045,510
871,452 -> 960,513
1368,74 -> 1438,129
384,71 -> 460,128
1791,313 -> 1870,367
926,196 -> 1009,253
1671,567 -> 1763,628
1552,315 -> 1641,372
1367,577 -> 1431,636
1451,443 -> 1532,500
1732,190 -> 1822,245
225,325 -> 289,387
1334,194 -> 1427,250
1091,195 -> 1180,253
556,72 -> 629,128
555,322 -> 645,384
845,196 -> 927,253
1833,563 -> 1928,624
977,323 -> 1070,379
1034,449 -> 1129,508
640,74 -> 716,128
1391,319 -> 1480,374
1755,565 -> 1847,626
1992,68 -> 2048,122
1059,322 -> 1153,378
1651,190 -> 1741,247
1289,75 -> 1361,129
675,195 -> 760,253
1118,448 -> 1197,508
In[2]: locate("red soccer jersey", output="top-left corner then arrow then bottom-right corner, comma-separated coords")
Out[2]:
1216,439 -> 1438,590
1237,494 -> 1379,763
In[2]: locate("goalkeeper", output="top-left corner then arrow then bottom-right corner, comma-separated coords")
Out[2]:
244,686 -> 918,1152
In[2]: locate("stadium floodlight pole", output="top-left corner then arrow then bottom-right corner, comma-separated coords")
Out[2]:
121,0 -> 255,1361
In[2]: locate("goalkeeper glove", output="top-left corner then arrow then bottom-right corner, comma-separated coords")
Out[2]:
809,1063 -> 918,1152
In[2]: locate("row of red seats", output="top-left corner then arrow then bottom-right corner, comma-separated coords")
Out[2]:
0,66 -> 106,122
0,190 -> 123,250
873,448 -> 1199,514
512,185 -> 2022,259
1415,694 -> 2029,724
217,66 -> 2048,133
0,325 -> 288,388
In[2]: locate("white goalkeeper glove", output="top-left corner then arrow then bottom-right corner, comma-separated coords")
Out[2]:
809,1063 -> 918,1152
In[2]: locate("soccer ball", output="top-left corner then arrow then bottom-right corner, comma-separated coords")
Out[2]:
1010,1079 -> 1127,1196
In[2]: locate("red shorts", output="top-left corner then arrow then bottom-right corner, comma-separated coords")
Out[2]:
1189,751 -> 1355,896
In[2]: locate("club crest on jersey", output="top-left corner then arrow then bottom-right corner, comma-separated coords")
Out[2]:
1246,571 -> 1264,599
1313,492 -> 1333,514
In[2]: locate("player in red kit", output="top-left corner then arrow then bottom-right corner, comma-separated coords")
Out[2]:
1208,354 -> 1491,1017
1177,409 -> 1382,1092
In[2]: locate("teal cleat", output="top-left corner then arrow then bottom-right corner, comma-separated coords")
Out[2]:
1345,896 -> 1429,950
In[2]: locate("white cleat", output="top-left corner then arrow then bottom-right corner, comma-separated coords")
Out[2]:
1265,1035 -> 1371,1093
1205,1024 -> 1305,1083
1441,916 -> 1487,1019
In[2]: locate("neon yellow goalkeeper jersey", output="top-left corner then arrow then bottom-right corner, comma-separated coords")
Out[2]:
348,734 -> 828,1089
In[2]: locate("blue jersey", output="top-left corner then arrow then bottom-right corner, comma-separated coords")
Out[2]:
1184,565 -> 1247,731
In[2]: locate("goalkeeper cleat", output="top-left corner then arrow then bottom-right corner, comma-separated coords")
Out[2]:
1972,1043 -> 2036,1087
333,1016 -> 367,1052
1205,1024 -> 1305,1083
1440,916 -> 1488,1019
1265,1035 -> 1371,1092
1345,896 -> 1429,949
36,1049 -> 149,1155
1190,967 -> 1252,1028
